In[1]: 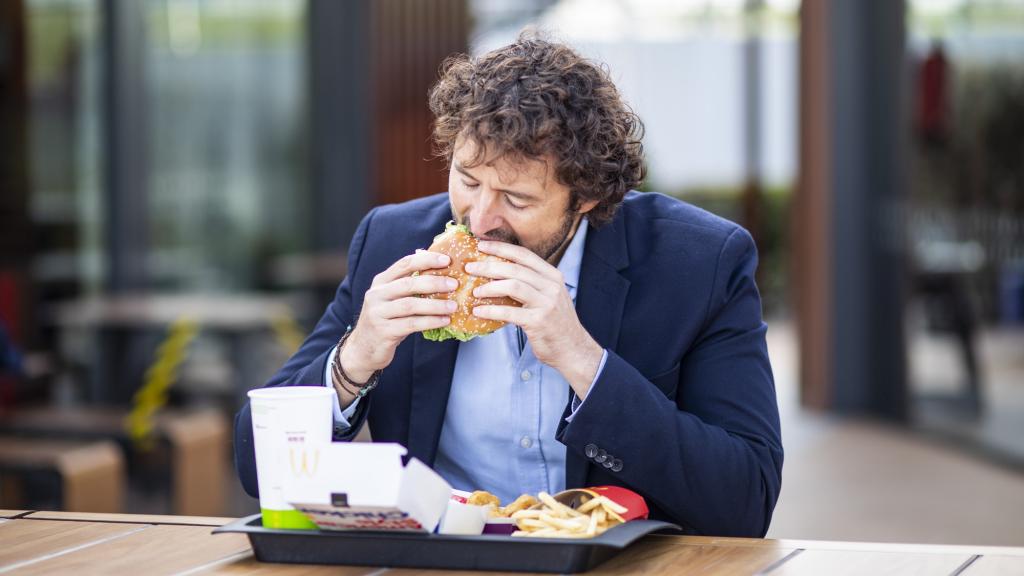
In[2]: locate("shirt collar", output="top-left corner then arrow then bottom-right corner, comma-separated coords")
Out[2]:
555,217 -> 589,294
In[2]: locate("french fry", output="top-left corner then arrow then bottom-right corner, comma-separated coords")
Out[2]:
540,513 -> 588,532
516,518 -> 550,530
538,492 -> 582,518
586,508 -> 600,536
510,509 -> 543,520
577,495 -> 606,514
598,497 -> 628,515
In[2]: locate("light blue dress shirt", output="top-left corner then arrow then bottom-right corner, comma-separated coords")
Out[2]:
328,218 -> 607,504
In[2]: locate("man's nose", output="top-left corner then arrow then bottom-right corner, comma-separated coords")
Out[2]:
469,193 -> 502,237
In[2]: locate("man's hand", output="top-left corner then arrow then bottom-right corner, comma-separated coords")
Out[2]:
467,241 -> 604,398
339,251 -> 457,394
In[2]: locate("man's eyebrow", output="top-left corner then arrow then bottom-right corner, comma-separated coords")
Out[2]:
453,162 -> 541,202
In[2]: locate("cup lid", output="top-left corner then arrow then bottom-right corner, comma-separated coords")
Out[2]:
247,386 -> 336,400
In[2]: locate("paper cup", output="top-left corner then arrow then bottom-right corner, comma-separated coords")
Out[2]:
248,386 -> 336,529
438,499 -> 487,535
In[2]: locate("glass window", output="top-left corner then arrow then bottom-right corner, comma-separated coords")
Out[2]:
27,0 -> 104,295
145,0 -> 308,291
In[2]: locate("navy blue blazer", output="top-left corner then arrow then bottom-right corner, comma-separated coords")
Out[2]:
234,191 -> 783,537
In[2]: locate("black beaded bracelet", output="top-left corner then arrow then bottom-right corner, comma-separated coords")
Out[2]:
332,327 -> 381,398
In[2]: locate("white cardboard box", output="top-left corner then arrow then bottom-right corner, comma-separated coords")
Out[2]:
283,442 -> 452,532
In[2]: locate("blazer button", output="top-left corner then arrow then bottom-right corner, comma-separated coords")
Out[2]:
594,449 -> 607,463
611,459 -> 623,472
602,458 -> 615,469
584,444 -> 598,458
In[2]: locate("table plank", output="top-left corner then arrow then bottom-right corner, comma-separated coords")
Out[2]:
344,537 -> 797,576
697,536 -> 1024,557
0,518 -> 149,568
589,537 -> 795,575
773,549 -> 974,576
966,555 -> 1024,575
0,510 -> 28,518
195,553 -> 381,575
25,511 -> 235,526
14,524 -> 250,575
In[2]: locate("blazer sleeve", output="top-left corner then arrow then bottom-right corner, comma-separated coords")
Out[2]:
557,227 -> 783,537
233,208 -> 378,498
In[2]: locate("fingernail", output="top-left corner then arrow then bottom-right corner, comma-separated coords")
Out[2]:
437,254 -> 450,265
446,300 -> 457,312
445,278 -> 458,289
464,262 -> 478,273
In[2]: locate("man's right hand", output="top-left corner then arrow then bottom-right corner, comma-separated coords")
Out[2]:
335,250 -> 456,403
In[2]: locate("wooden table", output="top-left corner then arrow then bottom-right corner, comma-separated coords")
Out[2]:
1,511 -> 1021,575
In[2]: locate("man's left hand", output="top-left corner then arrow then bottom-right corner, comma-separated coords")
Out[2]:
467,240 -> 604,398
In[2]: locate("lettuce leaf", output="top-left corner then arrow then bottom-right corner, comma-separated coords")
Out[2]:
421,326 -> 481,342
435,220 -> 470,241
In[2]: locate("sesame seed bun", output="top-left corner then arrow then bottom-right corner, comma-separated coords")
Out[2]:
420,222 -> 521,342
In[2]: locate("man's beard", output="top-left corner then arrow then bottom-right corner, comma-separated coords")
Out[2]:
459,210 -> 577,262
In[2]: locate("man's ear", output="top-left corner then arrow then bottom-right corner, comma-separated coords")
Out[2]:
577,199 -> 600,215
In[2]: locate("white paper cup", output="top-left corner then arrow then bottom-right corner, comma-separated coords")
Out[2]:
438,499 -> 488,535
248,386 -> 336,529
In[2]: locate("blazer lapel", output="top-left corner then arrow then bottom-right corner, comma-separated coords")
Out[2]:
408,336 -> 459,466
563,213 -> 631,489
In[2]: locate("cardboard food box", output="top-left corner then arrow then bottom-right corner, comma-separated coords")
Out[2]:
283,442 -> 452,532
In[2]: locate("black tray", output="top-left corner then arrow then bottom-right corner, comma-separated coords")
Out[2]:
214,514 -> 680,573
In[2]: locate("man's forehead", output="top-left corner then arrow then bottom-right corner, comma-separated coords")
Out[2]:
453,140 -> 550,187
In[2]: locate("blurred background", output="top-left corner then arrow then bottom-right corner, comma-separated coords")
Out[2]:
1,0 -> 1022,545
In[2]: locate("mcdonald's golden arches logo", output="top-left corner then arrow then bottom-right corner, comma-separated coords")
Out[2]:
289,447 -> 321,477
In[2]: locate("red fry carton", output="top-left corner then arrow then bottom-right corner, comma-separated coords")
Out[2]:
552,486 -> 649,522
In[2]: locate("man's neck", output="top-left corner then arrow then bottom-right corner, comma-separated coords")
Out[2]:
546,215 -> 583,266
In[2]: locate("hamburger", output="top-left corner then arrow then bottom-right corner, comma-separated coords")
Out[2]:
419,221 -> 521,342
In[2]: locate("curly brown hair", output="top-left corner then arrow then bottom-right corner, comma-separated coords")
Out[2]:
428,33 -> 645,228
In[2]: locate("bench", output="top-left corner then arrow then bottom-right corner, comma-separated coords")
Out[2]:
0,407 -> 228,516
0,437 -> 123,512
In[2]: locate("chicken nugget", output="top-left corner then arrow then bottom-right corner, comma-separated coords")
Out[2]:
501,494 -> 538,516
467,490 -> 501,508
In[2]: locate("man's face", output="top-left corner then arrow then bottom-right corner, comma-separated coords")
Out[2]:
448,137 -> 595,263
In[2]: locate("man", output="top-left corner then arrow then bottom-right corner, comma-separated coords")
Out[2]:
235,35 -> 782,537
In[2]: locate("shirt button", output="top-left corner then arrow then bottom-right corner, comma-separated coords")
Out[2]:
520,369 -> 532,381
584,444 -> 598,458
520,436 -> 533,449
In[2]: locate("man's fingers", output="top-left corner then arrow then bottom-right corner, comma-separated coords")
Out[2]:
379,297 -> 457,319
386,315 -> 451,337
374,274 -> 458,301
472,304 -> 530,325
471,278 -> 542,305
463,260 -> 549,291
476,240 -> 561,282
374,251 -> 451,285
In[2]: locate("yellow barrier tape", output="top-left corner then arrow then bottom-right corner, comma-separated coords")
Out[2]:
125,318 -> 200,450
270,313 -> 305,356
